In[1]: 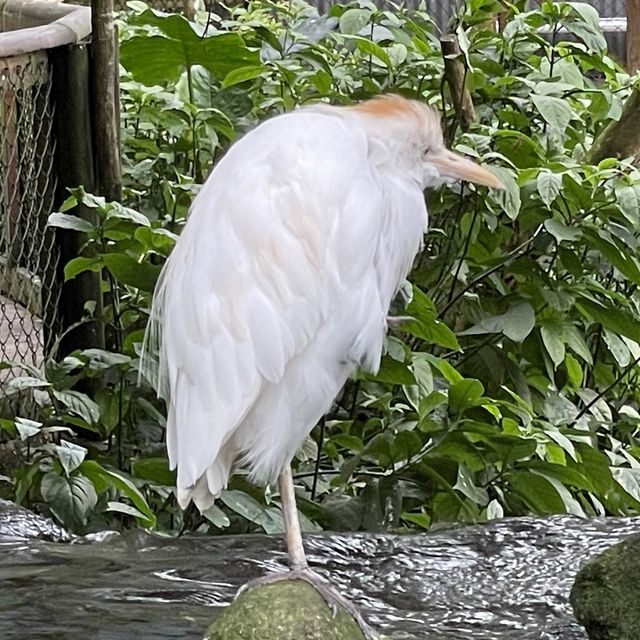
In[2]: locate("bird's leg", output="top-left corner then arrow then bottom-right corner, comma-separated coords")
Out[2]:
279,465 -> 308,571
239,465 -> 377,639
386,314 -> 413,328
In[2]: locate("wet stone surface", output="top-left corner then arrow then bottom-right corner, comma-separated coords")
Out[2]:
0,500 -> 70,543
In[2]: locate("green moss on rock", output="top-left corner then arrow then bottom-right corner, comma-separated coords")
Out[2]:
570,533 -> 640,640
205,580 -> 366,640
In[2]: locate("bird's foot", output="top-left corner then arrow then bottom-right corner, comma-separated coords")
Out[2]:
239,568 -> 377,639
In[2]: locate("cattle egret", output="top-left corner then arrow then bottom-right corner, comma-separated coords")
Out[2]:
141,94 -> 502,635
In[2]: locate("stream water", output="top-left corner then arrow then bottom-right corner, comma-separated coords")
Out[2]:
1,515 -> 638,639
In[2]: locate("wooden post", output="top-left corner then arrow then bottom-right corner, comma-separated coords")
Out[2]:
49,44 -> 105,354
628,0 -> 640,72
91,0 -> 121,202
440,35 -> 476,132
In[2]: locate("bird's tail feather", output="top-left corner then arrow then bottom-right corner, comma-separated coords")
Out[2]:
176,454 -> 233,511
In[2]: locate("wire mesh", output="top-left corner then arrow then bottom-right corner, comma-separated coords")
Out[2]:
0,51 -> 60,404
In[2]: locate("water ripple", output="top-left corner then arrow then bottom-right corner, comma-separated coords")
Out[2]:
0,515 -> 638,639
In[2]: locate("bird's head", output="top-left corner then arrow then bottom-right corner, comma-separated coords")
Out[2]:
352,95 -> 503,191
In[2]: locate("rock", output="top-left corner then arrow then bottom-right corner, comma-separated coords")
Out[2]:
0,499 -> 71,542
205,580 -> 366,640
570,533 -> 640,640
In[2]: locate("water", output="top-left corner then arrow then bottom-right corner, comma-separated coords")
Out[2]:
1,515 -> 638,639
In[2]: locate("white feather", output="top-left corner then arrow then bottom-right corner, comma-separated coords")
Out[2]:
140,97 -> 441,510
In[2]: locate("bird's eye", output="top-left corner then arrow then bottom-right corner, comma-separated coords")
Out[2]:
423,147 -> 431,156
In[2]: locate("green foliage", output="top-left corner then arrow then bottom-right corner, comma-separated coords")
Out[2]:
2,0 -> 640,535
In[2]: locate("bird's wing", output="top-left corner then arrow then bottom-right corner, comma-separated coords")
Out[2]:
140,110 -> 385,491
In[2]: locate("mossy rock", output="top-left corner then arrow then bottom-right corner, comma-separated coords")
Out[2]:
570,533 -> 640,640
205,580 -> 366,640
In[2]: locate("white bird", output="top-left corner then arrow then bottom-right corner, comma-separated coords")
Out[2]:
141,94 -> 501,634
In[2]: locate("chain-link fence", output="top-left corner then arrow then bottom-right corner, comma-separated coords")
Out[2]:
0,52 -> 59,379
0,0 -> 92,413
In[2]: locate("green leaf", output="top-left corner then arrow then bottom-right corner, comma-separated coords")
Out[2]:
54,440 -> 88,476
134,227 -> 178,254
83,349 -> 132,368
564,352 -> 583,387
351,37 -> 391,67
105,202 -> 150,227
392,430 -> 422,461
448,378 -> 484,414
571,444 -> 614,495
544,218 -> 582,243
576,298 -> 640,344
485,434 -> 537,464
532,95 -> 572,134
81,462 -> 156,528
219,490 -> 281,532
6,376 -> 49,394
406,285 -> 437,319
41,472 -> 97,529
202,504 -> 231,528
454,464 -> 488,504
565,3 -> 607,52
488,166 -> 521,220
486,499 -> 503,519
404,353 -> 434,411
366,355 -> 415,385
222,65 -> 266,88
64,256 -> 103,281
120,23 -> 259,86
460,302 -> 535,342
508,470 -> 566,513
48,212 -> 95,233
339,8 -> 372,34
530,470 -> 585,515
536,171 -> 562,208
219,490 -> 264,522
102,253 -> 162,292
400,318 -> 459,350
402,287 -> 459,348
583,228 -> 640,285
426,356 -> 463,384
563,325 -> 593,364
615,184 -> 640,225
612,468 -> 640,505
52,390 -> 100,424
107,501 -> 152,522
15,417 -> 42,440
541,323 -> 565,367
132,458 -> 175,486
603,329 -> 631,367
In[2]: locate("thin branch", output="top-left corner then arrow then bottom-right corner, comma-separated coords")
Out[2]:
438,224 -> 543,319
572,354 -> 640,426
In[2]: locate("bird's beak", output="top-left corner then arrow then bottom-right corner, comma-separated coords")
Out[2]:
431,149 -> 504,189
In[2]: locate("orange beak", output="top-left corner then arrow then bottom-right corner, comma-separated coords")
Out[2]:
431,149 -> 504,189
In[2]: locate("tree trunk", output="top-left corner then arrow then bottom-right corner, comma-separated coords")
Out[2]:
627,0 -> 640,72
587,87 -> 640,165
